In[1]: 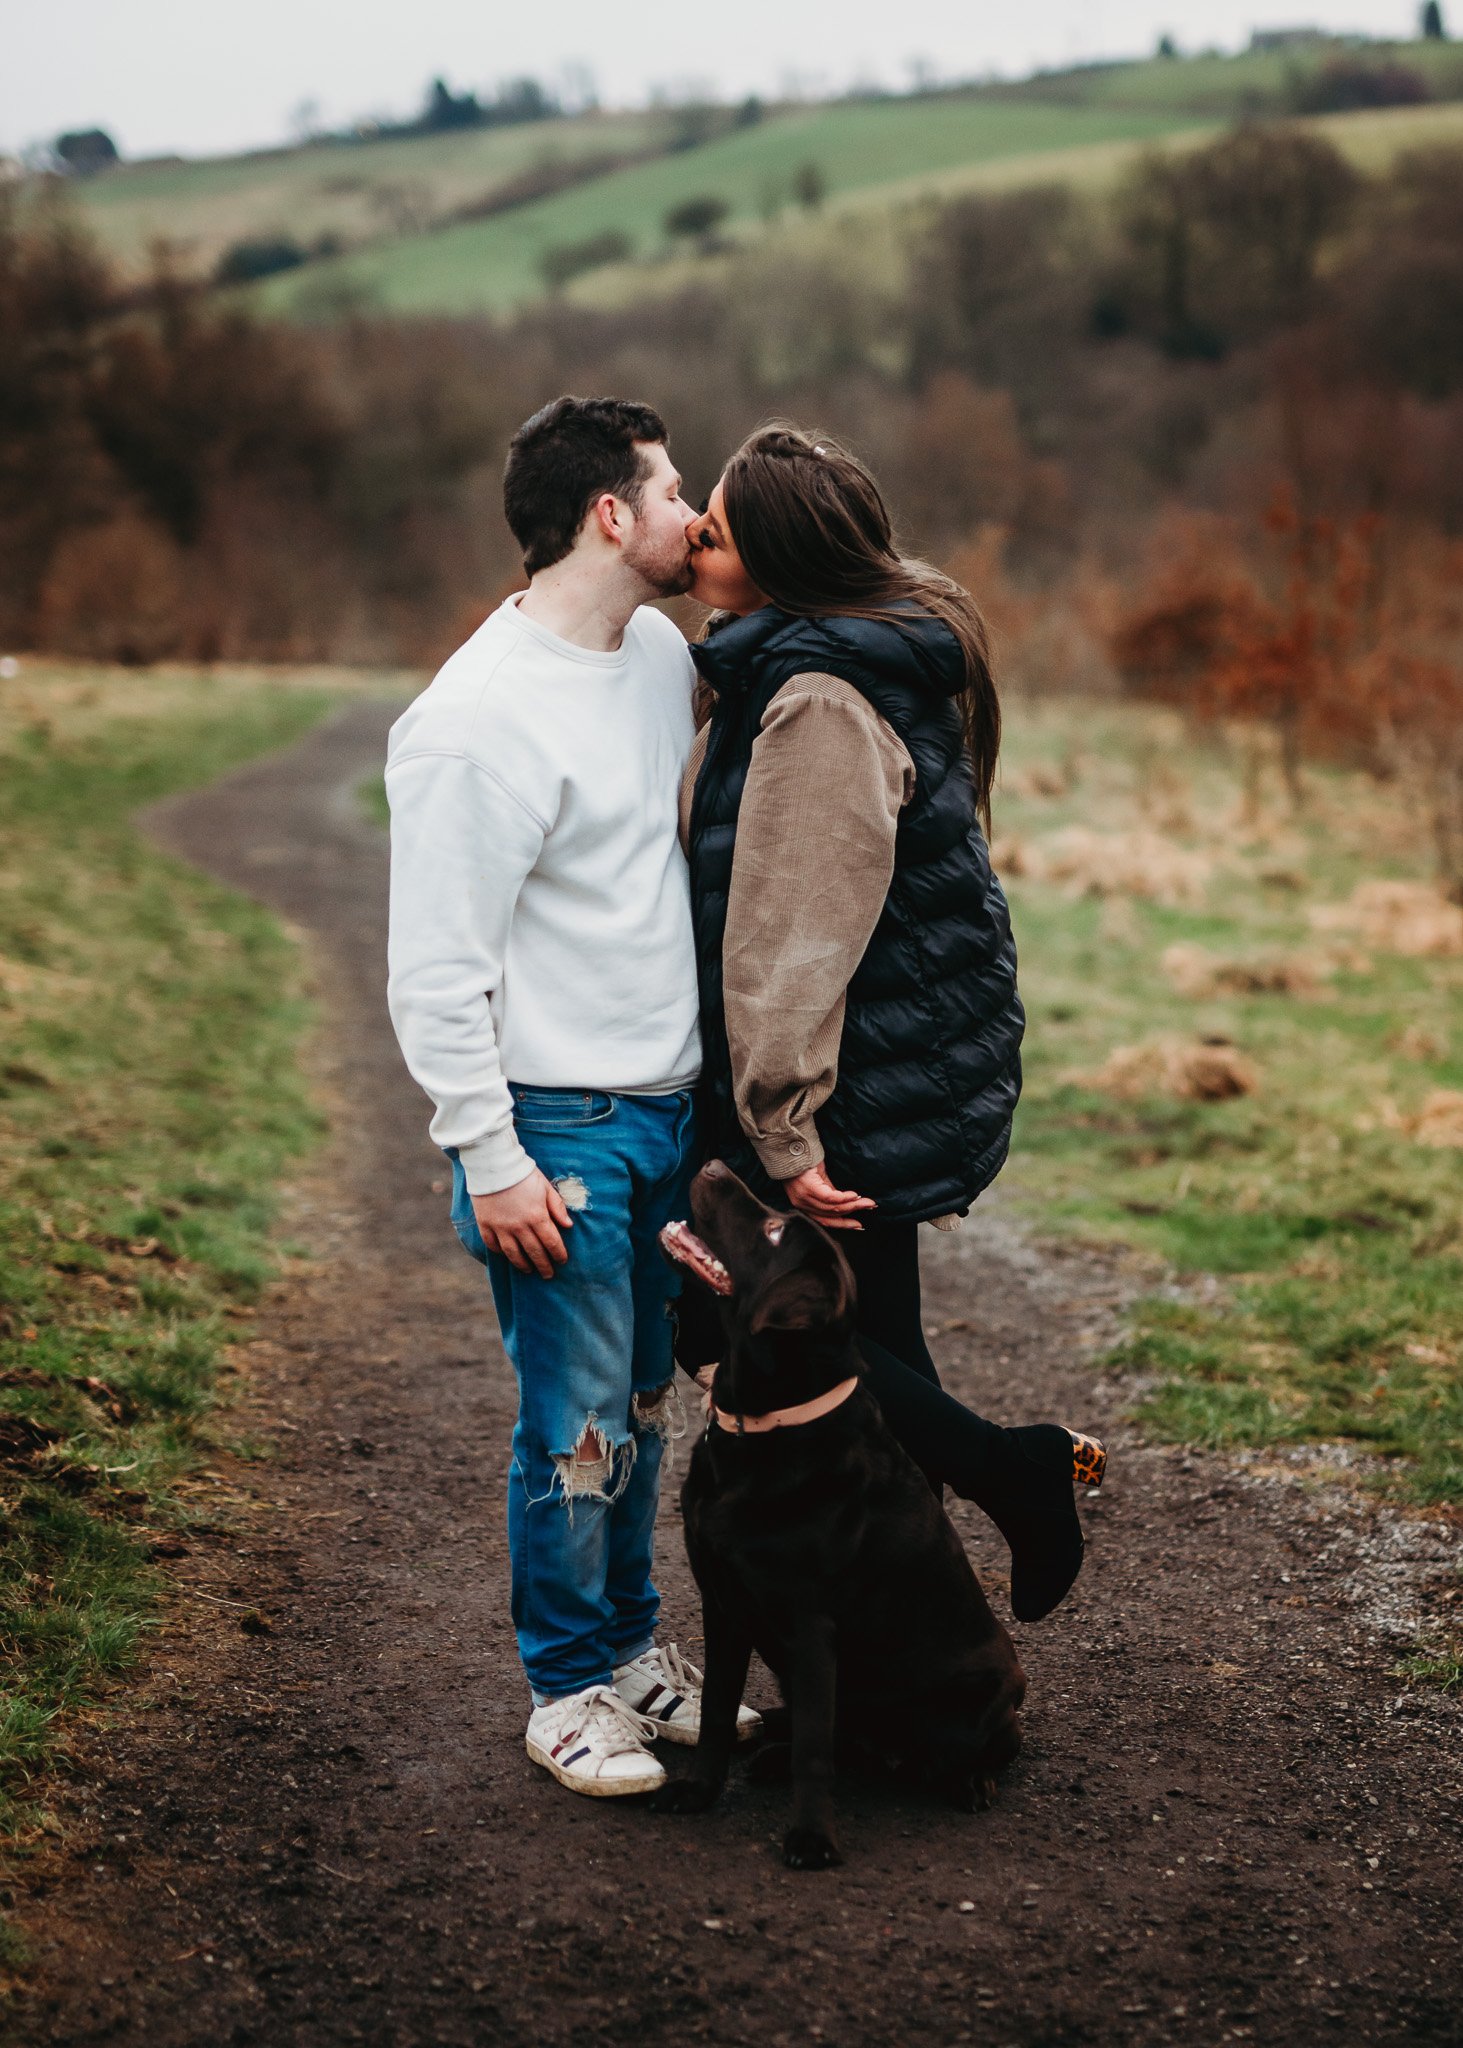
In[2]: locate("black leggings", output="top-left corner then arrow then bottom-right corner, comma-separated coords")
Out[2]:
837,1222 -> 940,1388
674,1219 -> 1013,1503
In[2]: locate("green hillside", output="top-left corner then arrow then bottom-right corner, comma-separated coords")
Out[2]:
68,109 -> 664,276
254,97 -> 1192,318
258,94 -> 1463,322
45,37 -> 1463,324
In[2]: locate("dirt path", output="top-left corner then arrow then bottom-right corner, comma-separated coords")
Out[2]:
12,701 -> 1463,2048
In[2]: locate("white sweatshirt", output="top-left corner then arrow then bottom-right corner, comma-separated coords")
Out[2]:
385,594 -> 702,1196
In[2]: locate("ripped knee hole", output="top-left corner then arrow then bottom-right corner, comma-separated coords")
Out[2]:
552,1417 -> 634,1507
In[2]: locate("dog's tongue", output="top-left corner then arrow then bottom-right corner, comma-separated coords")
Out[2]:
659,1220 -> 734,1295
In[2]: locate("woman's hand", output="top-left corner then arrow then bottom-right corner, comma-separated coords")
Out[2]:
783,1164 -> 876,1231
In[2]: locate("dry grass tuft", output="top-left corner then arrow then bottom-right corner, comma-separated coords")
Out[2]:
1391,1024 -> 1449,1062
1006,760 -> 1071,800
1161,941 -> 1331,999
1408,1090 -> 1463,1150
1011,826 -> 1214,906
1310,880 -> 1463,957
1072,1033 -> 1260,1102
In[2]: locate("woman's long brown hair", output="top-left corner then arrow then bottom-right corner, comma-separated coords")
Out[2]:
719,422 -> 1000,829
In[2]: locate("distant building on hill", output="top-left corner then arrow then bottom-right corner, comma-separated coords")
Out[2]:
1249,27 -> 1331,50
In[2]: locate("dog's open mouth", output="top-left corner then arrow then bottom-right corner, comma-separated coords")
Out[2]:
659,1220 -> 734,1295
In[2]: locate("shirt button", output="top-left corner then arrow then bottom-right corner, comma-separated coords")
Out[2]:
790,1140 -> 806,1154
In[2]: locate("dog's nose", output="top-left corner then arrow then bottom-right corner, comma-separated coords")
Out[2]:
698,1159 -> 728,1180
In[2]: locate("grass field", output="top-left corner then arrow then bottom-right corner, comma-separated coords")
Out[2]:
994,702 -> 1463,1512
0,662 -> 355,1850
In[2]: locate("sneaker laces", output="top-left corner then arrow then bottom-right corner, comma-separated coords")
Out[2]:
638,1641 -> 703,1695
557,1684 -> 658,1758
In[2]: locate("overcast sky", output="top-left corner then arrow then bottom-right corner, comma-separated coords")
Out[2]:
5,0 -> 1429,160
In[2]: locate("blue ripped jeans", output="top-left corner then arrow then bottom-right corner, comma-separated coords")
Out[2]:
449,1086 -> 696,1703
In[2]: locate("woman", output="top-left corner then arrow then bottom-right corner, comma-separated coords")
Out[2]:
676,422 -> 1104,1623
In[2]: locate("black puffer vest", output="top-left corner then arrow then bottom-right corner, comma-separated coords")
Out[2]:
689,604 -> 1025,1225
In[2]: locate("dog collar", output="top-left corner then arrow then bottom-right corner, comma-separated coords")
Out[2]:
713,1375 -> 860,1435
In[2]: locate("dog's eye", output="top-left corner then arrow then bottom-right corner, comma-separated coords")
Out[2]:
764,1220 -> 785,1246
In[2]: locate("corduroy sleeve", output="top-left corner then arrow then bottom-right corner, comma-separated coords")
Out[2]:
723,674 -> 913,1182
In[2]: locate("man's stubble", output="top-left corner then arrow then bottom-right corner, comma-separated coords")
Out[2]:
624,521 -> 695,600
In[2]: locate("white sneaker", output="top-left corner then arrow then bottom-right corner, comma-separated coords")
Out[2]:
525,1684 -> 666,1797
613,1641 -> 763,1748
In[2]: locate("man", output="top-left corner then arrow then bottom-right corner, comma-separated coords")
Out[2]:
386,396 -> 757,1798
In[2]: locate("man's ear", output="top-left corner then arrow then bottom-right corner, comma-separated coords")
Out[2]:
749,1253 -> 853,1336
591,491 -> 627,547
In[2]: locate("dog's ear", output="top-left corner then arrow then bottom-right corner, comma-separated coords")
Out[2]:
749,1248 -> 854,1335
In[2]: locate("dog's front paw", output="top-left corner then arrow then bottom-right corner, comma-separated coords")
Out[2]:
649,1776 -> 721,1816
941,1769 -> 998,1814
782,1825 -> 843,1870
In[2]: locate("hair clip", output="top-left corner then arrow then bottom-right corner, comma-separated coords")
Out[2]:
812,445 -> 827,456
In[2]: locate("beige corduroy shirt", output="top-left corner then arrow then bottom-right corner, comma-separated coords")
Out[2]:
679,672 -> 915,1182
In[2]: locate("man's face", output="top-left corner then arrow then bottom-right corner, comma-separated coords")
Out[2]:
619,441 -> 696,596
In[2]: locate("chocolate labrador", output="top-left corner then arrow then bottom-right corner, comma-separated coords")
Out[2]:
655,1161 -> 1025,1869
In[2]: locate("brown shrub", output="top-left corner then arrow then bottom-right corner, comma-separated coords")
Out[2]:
35,512 -> 186,664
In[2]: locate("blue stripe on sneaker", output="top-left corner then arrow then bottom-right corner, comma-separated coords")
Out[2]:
656,1694 -> 684,1721
560,1745 -> 591,1767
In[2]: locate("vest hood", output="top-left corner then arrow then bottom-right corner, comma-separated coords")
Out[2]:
691,603 -> 967,703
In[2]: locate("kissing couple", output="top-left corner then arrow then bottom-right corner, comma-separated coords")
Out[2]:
386,396 -> 1104,1799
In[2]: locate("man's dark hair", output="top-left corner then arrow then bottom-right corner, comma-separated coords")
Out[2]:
503,395 -> 668,576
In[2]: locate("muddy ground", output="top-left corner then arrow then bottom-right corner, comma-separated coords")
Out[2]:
11,702 -> 1463,2047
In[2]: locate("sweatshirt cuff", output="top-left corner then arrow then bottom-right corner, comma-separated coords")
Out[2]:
749,1124 -> 825,1182
457,1125 -> 536,1197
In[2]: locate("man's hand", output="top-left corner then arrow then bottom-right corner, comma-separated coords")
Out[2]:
783,1164 -> 876,1232
471,1169 -> 574,1279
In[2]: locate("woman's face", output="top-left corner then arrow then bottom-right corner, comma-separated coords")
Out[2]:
687,480 -> 766,615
